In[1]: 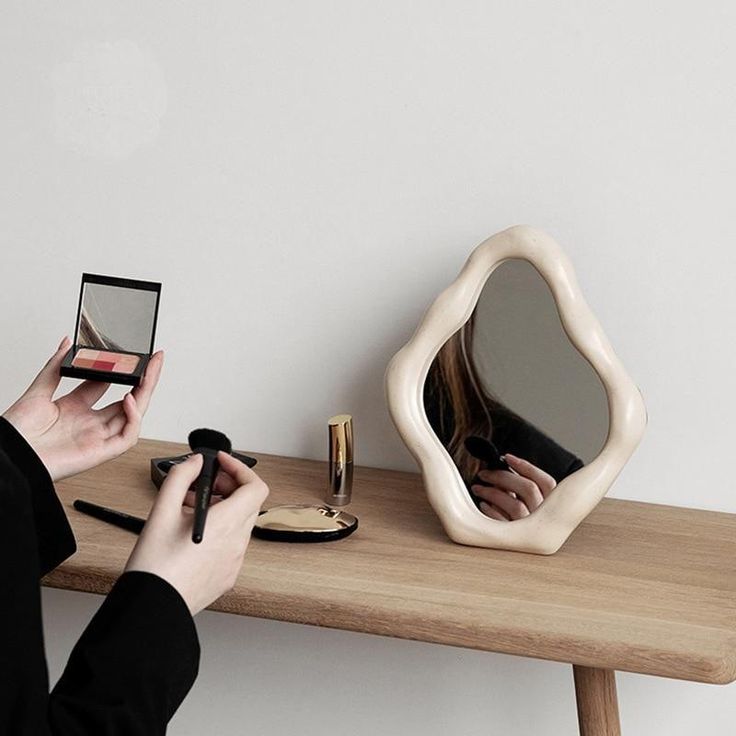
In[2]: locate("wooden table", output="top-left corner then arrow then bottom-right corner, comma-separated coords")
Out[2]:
43,439 -> 736,736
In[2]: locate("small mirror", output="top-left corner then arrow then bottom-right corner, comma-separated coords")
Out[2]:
60,273 -> 162,387
423,260 -> 608,520
78,281 -> 159,354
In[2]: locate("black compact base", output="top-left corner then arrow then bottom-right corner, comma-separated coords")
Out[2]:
252,520 -> 358,543
150,452 -> 258,489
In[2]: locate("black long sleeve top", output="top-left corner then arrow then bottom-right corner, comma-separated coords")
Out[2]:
0,417 -> 200,735
423,382 -> 584,483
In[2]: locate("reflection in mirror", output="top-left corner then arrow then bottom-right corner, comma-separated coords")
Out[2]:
78,282 -> 158,354
423,259 -> 609,521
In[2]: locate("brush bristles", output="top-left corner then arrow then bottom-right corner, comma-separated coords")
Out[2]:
464,435 -> 498,462
188,428 -> 232,453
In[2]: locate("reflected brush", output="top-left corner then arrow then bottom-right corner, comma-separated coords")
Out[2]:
464,435 -> 510,472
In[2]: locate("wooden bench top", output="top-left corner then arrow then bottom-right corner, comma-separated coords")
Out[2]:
43,439 -> 736,684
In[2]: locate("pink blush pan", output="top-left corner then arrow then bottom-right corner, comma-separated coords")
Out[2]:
71,348 -> 140,375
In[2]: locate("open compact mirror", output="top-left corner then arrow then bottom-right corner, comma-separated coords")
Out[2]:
60,273 -> 161,387
386,226 -> 646,554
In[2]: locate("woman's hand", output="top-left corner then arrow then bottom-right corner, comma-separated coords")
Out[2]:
471,453 -> 557,521
125,452 -> 269,615
2,336 -> 163,481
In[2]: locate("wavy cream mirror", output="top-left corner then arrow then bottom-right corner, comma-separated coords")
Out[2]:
385,226 -> 647,554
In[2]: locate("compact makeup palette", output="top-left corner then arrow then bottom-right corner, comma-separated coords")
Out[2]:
71,348 -> 141,375
60,273 -> 161,387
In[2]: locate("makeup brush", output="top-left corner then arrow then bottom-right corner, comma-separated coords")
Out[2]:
73,499 -> 146,535
464,435 -> 510,472
188,428 -> 232,544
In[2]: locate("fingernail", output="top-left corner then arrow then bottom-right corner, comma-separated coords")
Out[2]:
58,335 -> 70,350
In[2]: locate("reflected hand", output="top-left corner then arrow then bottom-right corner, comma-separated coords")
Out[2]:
471,453 -> 557,521
2,336 -> 163,481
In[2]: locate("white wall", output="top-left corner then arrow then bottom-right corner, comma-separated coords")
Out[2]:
3,1 -> 735,733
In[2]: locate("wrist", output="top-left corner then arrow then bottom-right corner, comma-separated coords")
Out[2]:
0,415 -> 56,482
1,407 -> 60,481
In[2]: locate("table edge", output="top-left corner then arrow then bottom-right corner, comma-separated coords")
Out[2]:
42,568 -> 736,686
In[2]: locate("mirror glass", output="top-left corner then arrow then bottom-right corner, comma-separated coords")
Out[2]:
423,259 -> 609,520
78,282 -> 158,354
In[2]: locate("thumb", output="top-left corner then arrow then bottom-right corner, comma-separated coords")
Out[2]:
151,453 -> 203,518
24,336 -> 71,399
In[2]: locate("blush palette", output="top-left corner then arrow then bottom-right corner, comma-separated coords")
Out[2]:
59,273 -> 161,387
71,348 -> 140,375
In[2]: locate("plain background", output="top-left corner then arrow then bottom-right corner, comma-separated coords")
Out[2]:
2,1 -> 734,733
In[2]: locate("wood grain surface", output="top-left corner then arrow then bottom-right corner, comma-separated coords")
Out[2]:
43,439 -> 736,684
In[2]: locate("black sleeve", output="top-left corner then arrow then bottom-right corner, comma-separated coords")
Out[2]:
49,571 -> 200,736
0,417 -> 76,576
0,423 -> 58,736
0,417 -> 200,736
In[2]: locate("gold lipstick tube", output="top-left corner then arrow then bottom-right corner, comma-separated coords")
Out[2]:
327,414 -> 353,506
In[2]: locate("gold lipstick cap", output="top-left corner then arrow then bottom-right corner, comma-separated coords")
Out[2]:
327,414 -> 353,506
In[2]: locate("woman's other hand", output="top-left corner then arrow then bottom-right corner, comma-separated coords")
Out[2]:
471,453 -> 557,521
2,336 -> 163,481
125,452 -> 269,615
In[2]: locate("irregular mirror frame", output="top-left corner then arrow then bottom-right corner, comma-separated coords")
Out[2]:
385,226 -> 647,554
424,259 -> 610,511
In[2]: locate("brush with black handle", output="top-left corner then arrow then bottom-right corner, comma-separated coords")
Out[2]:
464,435 -> 513,508
189,428 -> 232,543
464,435 -> 510,471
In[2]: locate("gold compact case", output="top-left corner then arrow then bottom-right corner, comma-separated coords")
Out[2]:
253,504 -> 358,542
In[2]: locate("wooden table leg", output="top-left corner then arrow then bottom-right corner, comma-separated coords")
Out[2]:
573,665 -> 621,736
